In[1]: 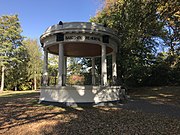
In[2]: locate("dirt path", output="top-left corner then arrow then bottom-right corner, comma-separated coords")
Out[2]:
119,99 -> 180,119
121,86 -> 180,118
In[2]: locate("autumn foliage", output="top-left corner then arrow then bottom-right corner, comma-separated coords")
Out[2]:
68,75 -> 85,85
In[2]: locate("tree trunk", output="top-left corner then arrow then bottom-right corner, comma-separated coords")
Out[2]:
15,86 -> 17,91
170,44 -> 175,56
0,66 -> 5,92
34,75 -> 37,90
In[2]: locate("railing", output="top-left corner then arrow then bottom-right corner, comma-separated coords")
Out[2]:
41,74 -> 122,87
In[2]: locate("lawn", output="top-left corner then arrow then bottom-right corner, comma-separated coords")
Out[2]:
0,87 -> 180,135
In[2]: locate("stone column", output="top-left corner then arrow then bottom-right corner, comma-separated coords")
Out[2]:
43,49 -> 48,86
63,56 -> 67,85
58,43 -> 64,86
92,57 -> 95,85
101,44 -> 107,86
112,51 -> 117,77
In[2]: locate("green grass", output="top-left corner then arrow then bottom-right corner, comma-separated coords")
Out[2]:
0,90 -> 39,98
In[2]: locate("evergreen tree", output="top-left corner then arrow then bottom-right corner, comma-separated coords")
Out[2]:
4,45 -> 29,90
0,15 -> 23,92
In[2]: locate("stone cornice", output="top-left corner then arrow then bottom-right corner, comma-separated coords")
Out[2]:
40,22 -> 120,44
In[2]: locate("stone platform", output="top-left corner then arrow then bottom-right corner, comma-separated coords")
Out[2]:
39,85 -> 121,106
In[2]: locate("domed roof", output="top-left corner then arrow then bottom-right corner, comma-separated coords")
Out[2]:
40,22 -> 120,57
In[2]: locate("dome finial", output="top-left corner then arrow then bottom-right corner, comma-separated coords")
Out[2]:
59,21 -> 63,25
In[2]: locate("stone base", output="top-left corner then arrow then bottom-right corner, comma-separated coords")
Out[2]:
39,85 -> 121,106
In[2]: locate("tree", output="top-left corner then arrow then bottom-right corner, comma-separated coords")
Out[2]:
0,15 -> 23,92
67,58 -> 86,85
23,39 -> 42,90
91,0 -> 165,86
152,0 -> 180,86
142,0 -> 180,86
157,0 -> 179,66
48,54 -> 58,85
4,45 -> 29,90
91,0 -> 180,86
